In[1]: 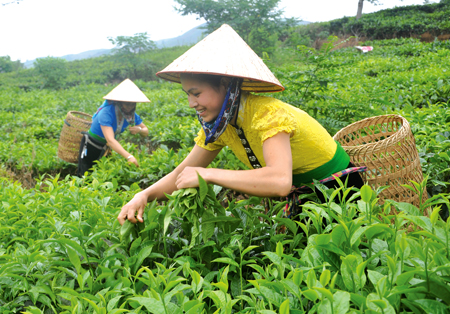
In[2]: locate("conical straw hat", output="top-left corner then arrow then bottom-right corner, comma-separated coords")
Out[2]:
103,78 -> 150,102
156,24 -> 284,93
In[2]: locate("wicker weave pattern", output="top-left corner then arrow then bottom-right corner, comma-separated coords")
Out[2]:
57,111 -> 92,164
333,115 -> 425,207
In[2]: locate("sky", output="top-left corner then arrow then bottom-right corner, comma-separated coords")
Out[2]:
0,0 -> 437,62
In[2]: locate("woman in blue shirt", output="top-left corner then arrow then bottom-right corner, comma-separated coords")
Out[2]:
77,79 -> 150,177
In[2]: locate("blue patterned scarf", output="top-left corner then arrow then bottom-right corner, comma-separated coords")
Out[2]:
199,78 -> 242,145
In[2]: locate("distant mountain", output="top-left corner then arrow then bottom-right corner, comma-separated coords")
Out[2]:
23,24 -> 208,69
155,23 -> 207,48
23,21 -> 310,68
23,48 -> 112,68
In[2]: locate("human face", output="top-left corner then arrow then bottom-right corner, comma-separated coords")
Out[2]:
116,101 -> 136,114
180,76 -> 227,123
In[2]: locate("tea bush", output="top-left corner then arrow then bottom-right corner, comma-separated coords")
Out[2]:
0,174 -> 449,313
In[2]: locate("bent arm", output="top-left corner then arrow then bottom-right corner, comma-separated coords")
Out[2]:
117,145 -> 221,224
176,132 -> 293,197
137,123 -> 149,136
143,145 -> 220,201
101,125 -> 133,159
129,123 -> 149,136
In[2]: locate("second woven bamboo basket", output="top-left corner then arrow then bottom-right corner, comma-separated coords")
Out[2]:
333,114 -> 426,207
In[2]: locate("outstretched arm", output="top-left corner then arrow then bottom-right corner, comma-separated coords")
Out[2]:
117,144 -> 221,225
101,125 -> 139,166
176,132 -> 293,198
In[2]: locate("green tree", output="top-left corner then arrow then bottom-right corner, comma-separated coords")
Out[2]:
34,56 -> 67,89
108,32 -> 156,55
356,0 -> 403,19
0,56 -> 23,73
173,0 -> 297,56
107,33 -> 158,81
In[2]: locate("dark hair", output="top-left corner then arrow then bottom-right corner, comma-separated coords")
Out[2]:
179,73 -> 227,90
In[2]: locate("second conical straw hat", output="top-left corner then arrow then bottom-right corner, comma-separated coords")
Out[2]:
156,24 -> 284,93
103,78 -> 151,103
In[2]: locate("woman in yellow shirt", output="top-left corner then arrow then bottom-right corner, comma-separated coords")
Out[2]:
117,24 -> 364,225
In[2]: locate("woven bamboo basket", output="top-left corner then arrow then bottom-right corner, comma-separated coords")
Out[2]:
57,111 -> 92,164
333,114 -> 426,207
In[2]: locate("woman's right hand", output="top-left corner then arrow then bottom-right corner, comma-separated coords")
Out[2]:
117,191 -> 147,225
127,156 -> 139,167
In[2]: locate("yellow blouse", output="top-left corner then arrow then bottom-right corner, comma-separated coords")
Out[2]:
194,92 -> 337,175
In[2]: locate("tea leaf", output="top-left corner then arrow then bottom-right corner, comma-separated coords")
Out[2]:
315,234 -> 332,245
331,224 -> 346,247
279,299 -> 289,314
263,252 -> 282,267
107,296 -> 122,312
333,291 -> 350,314
198,174 -> 208,202
66,246 -> 81,274
212,257 -> 239,268
128,297 -> 166,314
120,220 -> 134,240
241,245 -> 259,257
273,217 -> 298,235
430,206 -> 441,225
365,224 -> 395,240
276,242 -> 284,258
133,245 -> 153,274
303,289 -> 319,302
371,299 -> 387,310
307,269 -> 317,289
366,293 -> 396,314
360,185 -> 373,203
258,286 -> 285,306
212,282 -> 228,294
281,279 -> 301,300
386,255 -> 396,275
81,298 -> 100,314
320,269 -> 331,287
314,287 -> 333,302
412,299 -> 449,314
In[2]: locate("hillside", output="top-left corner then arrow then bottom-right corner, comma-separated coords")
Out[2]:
295,1 -> 450,46
22,21 -> 312,69
23,24 -> 208,69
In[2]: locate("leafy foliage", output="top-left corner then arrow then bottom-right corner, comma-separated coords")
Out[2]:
34,57 -> 68,89
0,175 -> 449,313
174,0 -> 298,56
108,32 -> 157,55
0,46 -> 191,90
0,55 -> 23,73
287,1 -> 450,45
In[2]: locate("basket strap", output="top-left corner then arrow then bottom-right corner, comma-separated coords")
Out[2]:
234,126 -> 262,169
83,133 -> 107,151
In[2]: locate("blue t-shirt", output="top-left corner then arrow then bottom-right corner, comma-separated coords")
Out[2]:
90,101 -> 143,138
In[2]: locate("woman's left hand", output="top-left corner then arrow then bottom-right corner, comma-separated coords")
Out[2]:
129,126 -> 142,135
175,166 -> 208,189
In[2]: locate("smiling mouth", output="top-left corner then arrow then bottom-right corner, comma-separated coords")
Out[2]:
196,109 -> 206,114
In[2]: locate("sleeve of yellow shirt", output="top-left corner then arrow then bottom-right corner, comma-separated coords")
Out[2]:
194,128 -> 225,151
